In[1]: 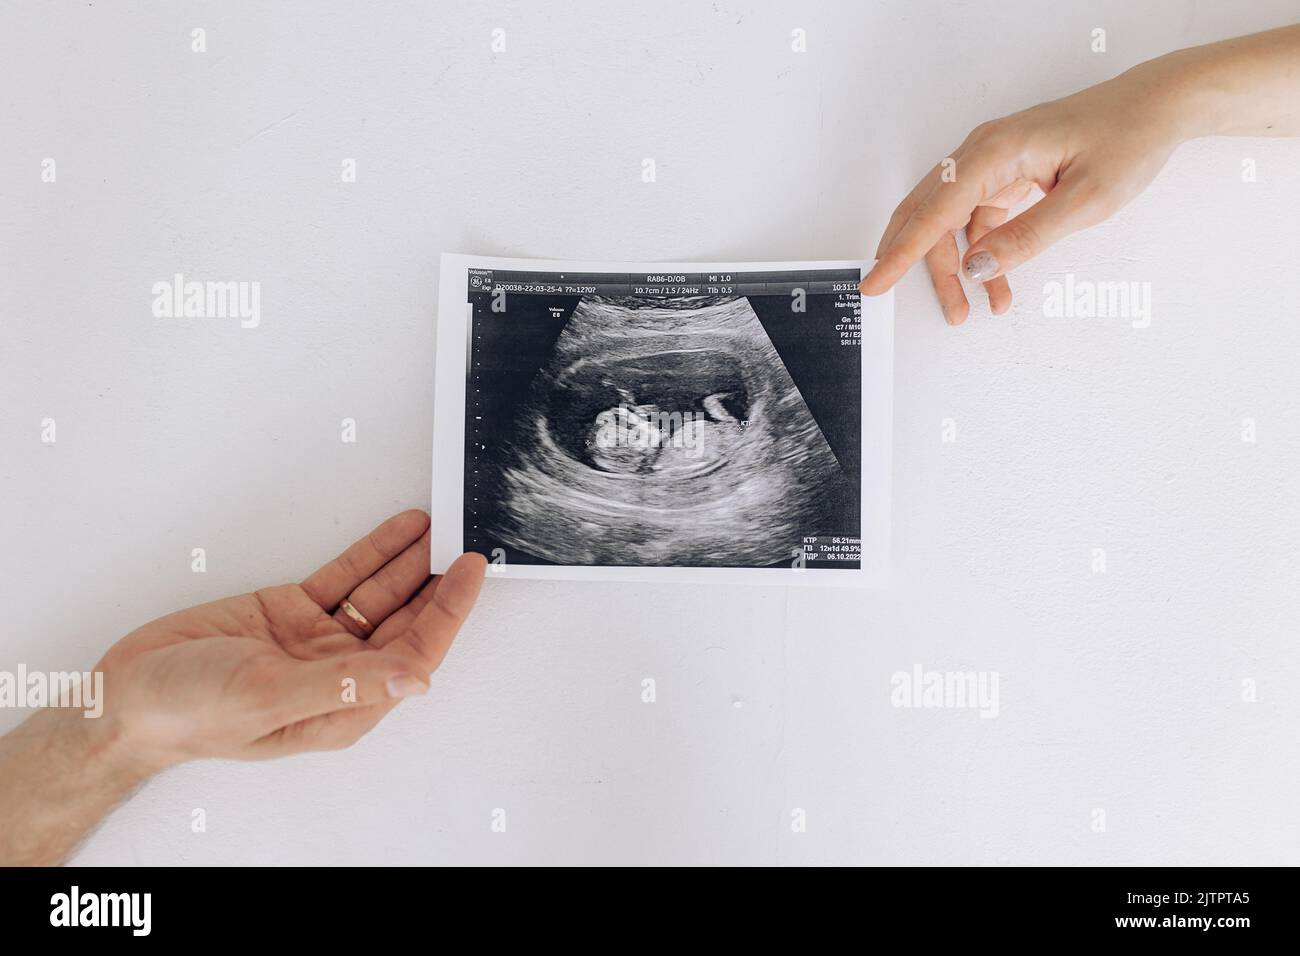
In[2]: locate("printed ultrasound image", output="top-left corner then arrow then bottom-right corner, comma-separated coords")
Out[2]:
464,284 -> 861,569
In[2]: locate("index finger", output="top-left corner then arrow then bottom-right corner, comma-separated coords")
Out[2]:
873,159 -> 946,260
860,170 -> 987,296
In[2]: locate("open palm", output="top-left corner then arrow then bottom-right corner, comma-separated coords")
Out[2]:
93,510 -> 486,768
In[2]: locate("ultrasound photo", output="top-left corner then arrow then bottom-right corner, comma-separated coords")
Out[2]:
457,265 -> 866,571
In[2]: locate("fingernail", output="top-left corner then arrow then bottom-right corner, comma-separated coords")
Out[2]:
964,251 -> 999,281
386,675 -> 429,699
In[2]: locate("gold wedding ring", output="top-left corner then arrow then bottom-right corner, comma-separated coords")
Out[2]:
338,599 -> 374,635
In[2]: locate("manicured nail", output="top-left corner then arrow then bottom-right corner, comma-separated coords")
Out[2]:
386,675 -> 429,699
964,251 -> 999,281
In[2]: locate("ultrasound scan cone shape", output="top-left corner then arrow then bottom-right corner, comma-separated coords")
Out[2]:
486,296 -> 856,566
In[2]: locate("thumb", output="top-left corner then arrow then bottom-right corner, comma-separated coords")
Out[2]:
962,177 -> 1098,282
384,552 -> 487,675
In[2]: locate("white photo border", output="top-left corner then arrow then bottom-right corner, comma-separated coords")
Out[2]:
432,253 -> 893,587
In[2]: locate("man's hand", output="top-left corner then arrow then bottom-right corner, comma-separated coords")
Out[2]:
98,509 -> 486,765
0,510 -> 486,864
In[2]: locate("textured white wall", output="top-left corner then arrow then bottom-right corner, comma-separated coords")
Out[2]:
3,0 -> 1299,865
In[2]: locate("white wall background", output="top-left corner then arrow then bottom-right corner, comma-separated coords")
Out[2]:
3,0 -> 1299,866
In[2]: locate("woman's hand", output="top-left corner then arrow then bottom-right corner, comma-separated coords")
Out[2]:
860,24 -> 1300,325
94,509 -> 486,769
861,70 -> 1187,325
